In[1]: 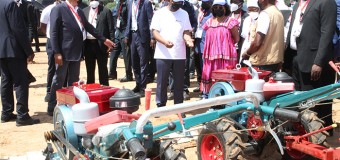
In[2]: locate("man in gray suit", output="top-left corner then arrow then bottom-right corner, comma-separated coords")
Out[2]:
286,0 -> 336,135
0,0 -> 40,126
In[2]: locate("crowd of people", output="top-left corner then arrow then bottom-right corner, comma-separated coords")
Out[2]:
0,0 -> 339,133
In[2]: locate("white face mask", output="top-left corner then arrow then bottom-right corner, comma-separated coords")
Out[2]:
230,3 -> 238,12
248,12 -> 259,20
90,1 -> 100,8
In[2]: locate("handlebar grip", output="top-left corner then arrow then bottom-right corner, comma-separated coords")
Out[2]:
126,138 -> 146,160
329,61 -> 340,73
273,108 -> 300,122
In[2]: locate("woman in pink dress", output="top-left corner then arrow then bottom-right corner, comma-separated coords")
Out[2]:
201,0 -> 240,98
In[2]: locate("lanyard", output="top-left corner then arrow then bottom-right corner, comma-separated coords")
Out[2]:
132,0 -> 141,19
198,9 -> 208,24
299,0 -> 310,22
299,0 -> 310,13
90,8 -> 98,25
66,3 -> 84,28
117,3 -> 123,20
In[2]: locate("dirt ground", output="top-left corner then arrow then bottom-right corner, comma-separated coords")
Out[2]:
0,38 -> 340,159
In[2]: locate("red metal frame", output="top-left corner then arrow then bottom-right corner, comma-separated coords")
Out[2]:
284,125 -> 340,160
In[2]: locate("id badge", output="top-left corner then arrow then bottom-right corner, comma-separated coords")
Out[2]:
293,23 -> 303,37
116,19 -> 121,28
195,28 -> 203,38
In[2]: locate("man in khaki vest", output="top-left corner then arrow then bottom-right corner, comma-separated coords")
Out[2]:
241,0 -> 284,72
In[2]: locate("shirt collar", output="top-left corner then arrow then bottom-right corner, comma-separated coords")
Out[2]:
14,0 -> 22,7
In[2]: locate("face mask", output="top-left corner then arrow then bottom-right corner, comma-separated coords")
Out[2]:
90,1 -> 99,8
230,3 -> 239,12
171,2 -> 182,11
153,0 -> 159,5
198,1 -> 202,7
190,0 -> 197,5
201,3 -> 210,10
213,8 -> 225,17
248,12 -> 259,20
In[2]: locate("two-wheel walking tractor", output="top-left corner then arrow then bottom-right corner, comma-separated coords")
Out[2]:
43,62 -> 340,160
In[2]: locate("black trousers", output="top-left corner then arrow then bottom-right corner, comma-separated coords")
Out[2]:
130,32 -> 150,91
292,57 -> 335,127
84,39 -> 109,86
169,47 -> 191,92
109,29 -> 132,77
156,59 -> 185,106
28,25 -> 40,51
193,51 -> 202,84
46,38 -> 54,93
0,58 -> 30,119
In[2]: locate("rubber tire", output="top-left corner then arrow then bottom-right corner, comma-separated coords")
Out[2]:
197,119 -> 244,160
283,109 -> 328,160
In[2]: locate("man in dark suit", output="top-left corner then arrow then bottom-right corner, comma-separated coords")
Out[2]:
48,0 -> 114,116
286,0 -> 336,134
27,0 -> 41,52
109,0 -> 134,82
83,0 -> 115,86
0,0 -> 40,126
124,0 -> 154,97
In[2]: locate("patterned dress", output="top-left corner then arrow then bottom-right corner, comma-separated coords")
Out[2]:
201,17 -> 239,96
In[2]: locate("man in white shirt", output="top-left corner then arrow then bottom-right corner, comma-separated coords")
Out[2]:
151,0 -> 194,108
40,0 -> 62,102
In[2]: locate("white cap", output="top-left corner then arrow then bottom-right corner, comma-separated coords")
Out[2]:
190,0 -> 198,5
173,0 -> 184,2
247,0 -> 258,8
213,0 -> 226,6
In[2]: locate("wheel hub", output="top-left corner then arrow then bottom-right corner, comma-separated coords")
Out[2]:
200,134 -> 224,160
247,114 -> 265,140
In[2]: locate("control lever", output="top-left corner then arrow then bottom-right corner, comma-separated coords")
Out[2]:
153,122 -> 176,136
177,113 -> 192,137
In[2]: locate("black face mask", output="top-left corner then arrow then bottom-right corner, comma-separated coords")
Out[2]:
171,3 -> 182,11
213,8 -> 225,17
201,3 -> 211,10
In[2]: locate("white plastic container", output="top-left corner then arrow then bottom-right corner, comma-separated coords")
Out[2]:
245,79 -> 265,102
72,87 -> 99,136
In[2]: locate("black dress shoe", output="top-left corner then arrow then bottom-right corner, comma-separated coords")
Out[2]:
139,91 -> 145,97
193,87 -> 200,92
44,93 -> 50,102
132,87 -> 140,93
120,76 -> 133,82
1,113 -> 17,123
16,118 -> 40,126
47,111 -> 53,117
109,74 -> 117,80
